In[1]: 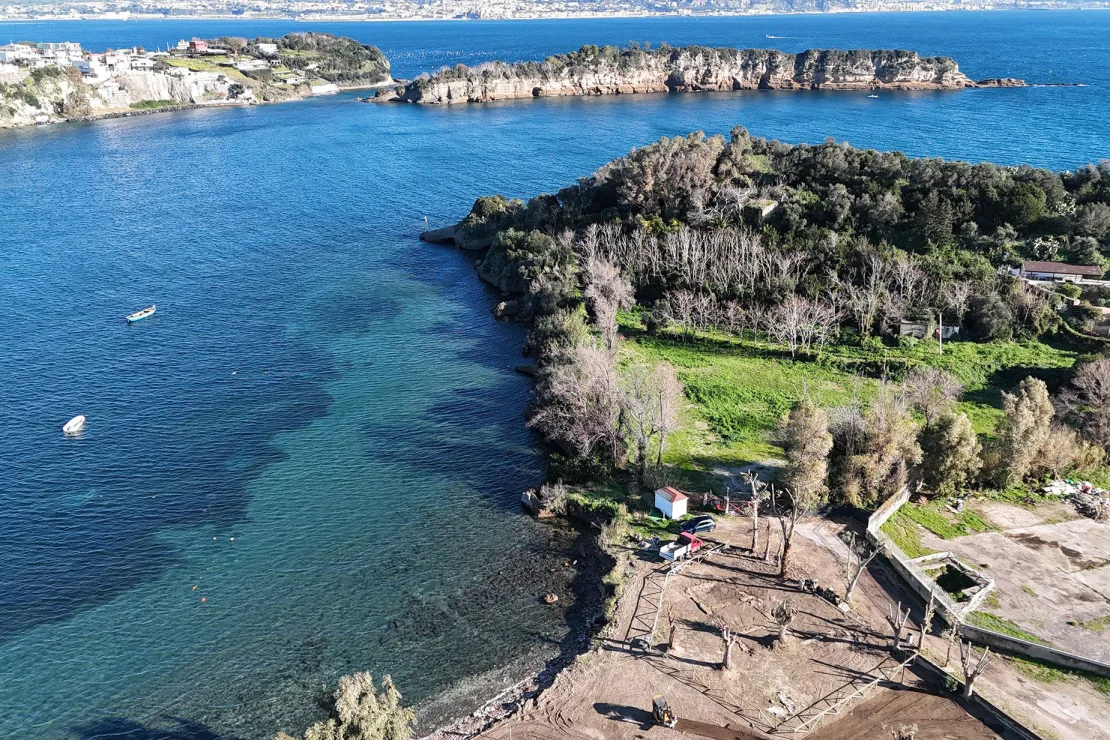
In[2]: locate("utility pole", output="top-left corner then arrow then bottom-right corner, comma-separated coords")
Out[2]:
938,312 -> 944,355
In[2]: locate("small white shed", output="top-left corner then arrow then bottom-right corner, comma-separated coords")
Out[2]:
654,486 -> 689,520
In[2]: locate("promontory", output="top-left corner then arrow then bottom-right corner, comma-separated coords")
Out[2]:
375,44 -> 1023,104
0,33 -> 391,129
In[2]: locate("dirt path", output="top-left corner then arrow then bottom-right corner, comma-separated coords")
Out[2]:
470,515 -> 1001,740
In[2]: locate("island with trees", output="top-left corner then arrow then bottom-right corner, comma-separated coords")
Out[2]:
415,128 -> 1110,738
375,44 -> 1023,104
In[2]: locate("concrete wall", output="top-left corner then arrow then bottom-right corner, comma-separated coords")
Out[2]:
961,624 -> 1110,679
866,486 -> 971,624
869,487 -> 1110,682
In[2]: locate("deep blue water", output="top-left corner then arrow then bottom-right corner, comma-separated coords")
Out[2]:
0,11 -> 1108,740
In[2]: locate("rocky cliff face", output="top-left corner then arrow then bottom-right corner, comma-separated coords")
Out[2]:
380,46 -> 1013,105
0,70 -> 234,128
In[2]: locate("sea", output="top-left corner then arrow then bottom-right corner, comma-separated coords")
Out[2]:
0,10 -> 1106,740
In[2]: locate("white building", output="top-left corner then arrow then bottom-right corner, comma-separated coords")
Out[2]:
654,486 -> 689,520
74,56 -> 109,82
1021,261 -> 1104,283
236,59 -> 269,72
0,61 -> 27,83
0,43 -> 36,63
102,51 -> 131,73
256,42 -> 278,56
36,41 -> 81,54
129,55 -> 154,71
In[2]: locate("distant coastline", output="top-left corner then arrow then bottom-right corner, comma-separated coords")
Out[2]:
4,6 -> 1110,23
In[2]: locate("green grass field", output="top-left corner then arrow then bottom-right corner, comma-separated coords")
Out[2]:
616,312 -> 1080,491
128,99 -> 179,110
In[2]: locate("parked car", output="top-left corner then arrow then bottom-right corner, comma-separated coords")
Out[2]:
680,515 -> 716,534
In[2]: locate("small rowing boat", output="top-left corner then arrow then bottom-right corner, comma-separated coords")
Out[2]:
63,415 -> 86,435
126,304 -> 156,322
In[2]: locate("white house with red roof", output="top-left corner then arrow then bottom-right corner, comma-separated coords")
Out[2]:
654,486 -> 689,520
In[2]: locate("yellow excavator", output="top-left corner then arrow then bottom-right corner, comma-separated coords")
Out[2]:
652,695 -> 677,728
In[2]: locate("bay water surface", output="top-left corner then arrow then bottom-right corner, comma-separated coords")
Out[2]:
0,11 -> 1108,740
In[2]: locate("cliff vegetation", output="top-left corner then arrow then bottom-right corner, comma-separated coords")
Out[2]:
431,127 -> 1110,513
379,43 -> 1011,104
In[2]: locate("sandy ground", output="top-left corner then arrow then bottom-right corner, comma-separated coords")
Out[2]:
467,516 -> 1006,740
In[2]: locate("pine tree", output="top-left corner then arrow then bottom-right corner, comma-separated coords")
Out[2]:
779,398 -> 833,503
996,377 -> 1054,486
920,411 -> 982,495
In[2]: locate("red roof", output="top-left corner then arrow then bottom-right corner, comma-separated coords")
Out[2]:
657,486 -> 688,503
1022,261 -> 1102,277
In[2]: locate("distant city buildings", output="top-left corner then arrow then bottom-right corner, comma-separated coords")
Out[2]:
0,0 -> 1105,21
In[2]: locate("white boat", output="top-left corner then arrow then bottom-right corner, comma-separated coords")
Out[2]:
867,94 -> 879,99
126,304 -> 156,322
63,415 -> 86,435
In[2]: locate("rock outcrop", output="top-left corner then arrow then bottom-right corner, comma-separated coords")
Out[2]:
1,33 -> 392,129
0,70 -> 240,128
377,45 -> 1021,105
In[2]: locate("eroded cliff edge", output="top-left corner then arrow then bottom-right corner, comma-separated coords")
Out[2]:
376,45 -> 1023,105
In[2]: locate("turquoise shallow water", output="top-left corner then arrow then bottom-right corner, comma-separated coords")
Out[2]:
0,11 -> 1108,740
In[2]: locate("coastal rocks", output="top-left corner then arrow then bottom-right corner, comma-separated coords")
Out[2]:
0,69 -> 234,129
382,46 -> 1018,106
974,77 -> 1026,87
521,486 -> 554,517
418,224 -> 495,251
492,299 -> 520,319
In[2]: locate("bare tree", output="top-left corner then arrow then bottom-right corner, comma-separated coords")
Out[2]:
620,361 -> 684,481
721,625 -> 738,669
772,485 -> 817,579
921,593 -> 937,640
942,625 -> 958,667
833,253 -> 889,339
743,471 -> 771,553
1057,357 -> 1110,451
583,258 -> 633,351
901,367 -> 963,428
767,296 -> 840,357
959,641 -> 992,698
890,724 -> 919,740
528,344 -> 624,463
942,280 -> 973,324
844,533 -> 884,604
721,300 -> 747,343
772,599 -> 798,646
886,602 -> 912,653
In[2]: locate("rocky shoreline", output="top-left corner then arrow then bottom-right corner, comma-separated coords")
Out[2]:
419,516 -> 617,740
374,45 -> 1025,105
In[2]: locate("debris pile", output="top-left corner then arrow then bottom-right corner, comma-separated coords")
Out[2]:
1043,479 -> 1110,521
